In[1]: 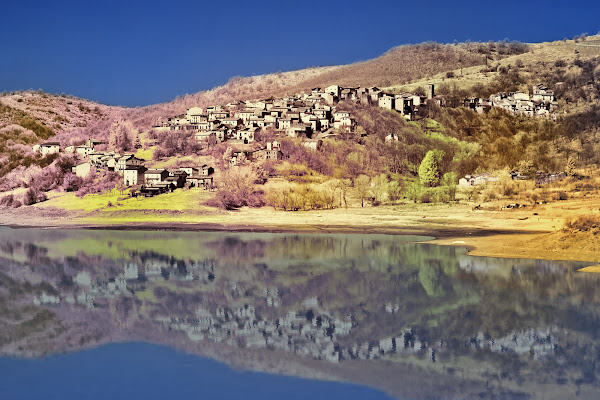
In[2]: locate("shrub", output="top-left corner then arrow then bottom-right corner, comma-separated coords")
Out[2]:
62,173 -> 83,192
563,214 -> 600,232
0,194 -> 14,206
76,170 -> 121,198
23,187 -> 47,206
388,181 -> 403,201
208,166 -> 262,209
481,186 -> 498,202
557,191 -> 568,201
404,181 -> 422,203
420,191 -> 432,203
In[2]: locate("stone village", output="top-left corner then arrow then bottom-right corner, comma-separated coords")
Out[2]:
33,83 -> 558,196
32,253 -> 558,365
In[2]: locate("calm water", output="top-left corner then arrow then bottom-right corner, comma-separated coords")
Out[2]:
0,226 -> 598,399
0,342 -> 392,400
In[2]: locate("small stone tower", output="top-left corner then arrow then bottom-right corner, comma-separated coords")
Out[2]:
427,83 -> 435,100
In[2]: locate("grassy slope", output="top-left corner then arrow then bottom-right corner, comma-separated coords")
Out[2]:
391,37 -> 600,93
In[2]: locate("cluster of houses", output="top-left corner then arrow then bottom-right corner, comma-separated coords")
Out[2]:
459,170 -> 566,188
161,81 -> 559,155
32,251 -> 559,365
122,161 -> 215,195
157,84 -> 441,145
458,171 -> 567,191
464,84 -> 558,118
30,81 -> 561,199
33,138 -> 215,194
458,173 -> 500,187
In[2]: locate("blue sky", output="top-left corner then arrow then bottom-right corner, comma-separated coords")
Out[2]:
0,0 -> 598,107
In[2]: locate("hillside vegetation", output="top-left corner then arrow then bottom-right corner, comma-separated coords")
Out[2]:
2,36 -> 600,214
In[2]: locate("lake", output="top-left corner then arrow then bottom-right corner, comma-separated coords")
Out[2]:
0,226 -> 598,399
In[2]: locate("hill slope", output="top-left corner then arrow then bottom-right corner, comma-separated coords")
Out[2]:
1,36 -> 599,190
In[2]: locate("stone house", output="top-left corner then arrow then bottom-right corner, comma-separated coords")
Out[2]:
124,166 -> 147,186
278,118 -> 292,130
178,167 -> 198,176
333,115 -> 354,131
245,100 -> 267,110
222,118 -> 243,128
325,85 -> 341,97
319,119 -> 330,129
378,94 -> 394,110
144,169 -> 169,186
208,111 -> 229,121
116,155 -> 145,173
72,161 -> 92,178
322,92 -> 337,105
235,128 -> 258,143
301,139 -> 322,152
458,173 -> 498,187
369,87 -> 382,102
254,141 -> 281,161
187,175 -> 213,189
312,108 -> 330,119
195,130 -> 212,142
40,142 -> 60,156
88,153 -> 105,165
186,107 -> 204,123
333,111 -> 350,120
198,121 -> 220,131
106,156 -> 118,171
395,95 -> 413,115
200,165 -> 214,176
286,123 -> 311,138
532,84 -> 555,103
167,170 -> 188,188
76,145 -> 94,157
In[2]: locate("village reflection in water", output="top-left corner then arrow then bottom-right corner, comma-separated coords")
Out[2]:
0,226 -> 599,399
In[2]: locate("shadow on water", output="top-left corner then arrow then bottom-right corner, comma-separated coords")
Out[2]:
0,226 -> 598,399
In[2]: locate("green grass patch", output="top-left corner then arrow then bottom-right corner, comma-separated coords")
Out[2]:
426,118 -> 446,131
135,147 -> 154,161
135,288 -> 157,302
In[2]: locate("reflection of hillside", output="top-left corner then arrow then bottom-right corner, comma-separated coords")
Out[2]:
0,228 -> 599,399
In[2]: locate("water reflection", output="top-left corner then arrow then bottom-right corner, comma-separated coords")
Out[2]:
0,226 -> 598,399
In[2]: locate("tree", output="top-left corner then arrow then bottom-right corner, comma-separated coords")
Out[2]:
565,157 -> 577,176
371,174 -> 389,205
211,166 -> 262,209
222,147 -> 233,168
109,120 -> 135,152
23,187 -> 46,205
418,150 -> 445,187
333,178 -> 350,208
207,133 -> 217,148
441,172 -> 458,201
354,174 -> 371,207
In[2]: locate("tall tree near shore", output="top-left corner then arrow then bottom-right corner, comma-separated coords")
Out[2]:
355,174 -> 371,207
418,150 -> 445,187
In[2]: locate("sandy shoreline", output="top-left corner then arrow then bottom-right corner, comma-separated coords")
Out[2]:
2,198 -> 599,264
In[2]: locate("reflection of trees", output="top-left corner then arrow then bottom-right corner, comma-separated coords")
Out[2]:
4,230 -> 600,396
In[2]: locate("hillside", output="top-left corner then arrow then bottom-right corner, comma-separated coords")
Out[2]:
2,35 -> 600,213
3,36 -> 598,137
124,41 -> 518,129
